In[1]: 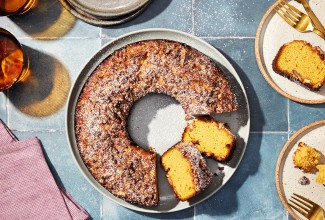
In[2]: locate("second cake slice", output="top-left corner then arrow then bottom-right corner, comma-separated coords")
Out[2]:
161,142 -> 212,201
182,116 -> 235,162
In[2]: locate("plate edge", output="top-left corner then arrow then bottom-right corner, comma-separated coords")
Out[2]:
275,120 -> 325,219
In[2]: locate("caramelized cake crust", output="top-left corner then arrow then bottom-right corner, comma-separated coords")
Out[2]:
75,40 -> 238,206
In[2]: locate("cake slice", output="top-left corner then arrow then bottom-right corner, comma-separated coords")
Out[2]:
293,142 -> 321,172
316,165 -> 325,184
182,116 -> 235,162
272,40 -> 325,90
161,142 -> 212,201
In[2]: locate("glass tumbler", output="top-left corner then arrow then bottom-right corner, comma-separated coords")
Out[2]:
0,0 -> 35,16
0,28 -> 29,91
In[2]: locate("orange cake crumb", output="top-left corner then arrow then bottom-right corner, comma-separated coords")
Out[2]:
293,142 -> 321,172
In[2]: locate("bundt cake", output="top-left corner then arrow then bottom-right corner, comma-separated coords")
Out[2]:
272,40 -> 325,90
182,116 -> 235,161
316,165 -> 325,184
75,40 -> 238,206
293,142 -> 321,172
161,142 -> 213,201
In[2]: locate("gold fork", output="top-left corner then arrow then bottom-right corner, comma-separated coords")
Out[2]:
274,0 -> 325,40
289,193 -> 325,220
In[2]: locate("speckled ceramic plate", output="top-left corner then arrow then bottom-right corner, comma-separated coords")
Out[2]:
66,0 -> 150,18
255,0 -> 325,104
66,29 -> 250,213
59,0 -> 150,26
276,120 -> 325,219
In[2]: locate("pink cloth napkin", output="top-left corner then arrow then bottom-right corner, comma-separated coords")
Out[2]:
0,119 -> 89,220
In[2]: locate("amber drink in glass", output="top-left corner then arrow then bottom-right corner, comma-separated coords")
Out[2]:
0,28 -> 29,91
0,0 -> 35,16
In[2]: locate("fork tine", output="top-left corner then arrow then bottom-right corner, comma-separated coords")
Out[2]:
279,0 -> 302,16
292,196 -> 313,209
278,0 -> 301,20
293,193 -> 317,206
275,6 -> 296,27
276,4 -> 299,23
288,202 -> 309,218
289,199 -> 310,212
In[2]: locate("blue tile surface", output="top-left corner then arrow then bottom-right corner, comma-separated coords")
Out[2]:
194,0 -> 274,37
195,133 -> 287,219
1,0 -> 323,219
101,0 -> 192,38
289,101 -> 325,132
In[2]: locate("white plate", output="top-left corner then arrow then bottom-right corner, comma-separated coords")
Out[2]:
66,28 -> 250,213
276,120 -> 325,219
59,0 -> 150,26
255,0 -> 325,104
66,0 -> 150,18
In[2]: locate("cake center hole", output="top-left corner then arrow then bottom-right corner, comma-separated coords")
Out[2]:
127,93 -> 186,155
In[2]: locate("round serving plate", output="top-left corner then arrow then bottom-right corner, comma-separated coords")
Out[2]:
276,120 -> 325,219
66,0 -> 150,19
66,28 -> 250,213
59,0 -> 150,26
255,0 -> 325,104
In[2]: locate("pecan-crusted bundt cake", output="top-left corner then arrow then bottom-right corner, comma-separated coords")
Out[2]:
75,40 -> 238,206
161,142 -> 213,201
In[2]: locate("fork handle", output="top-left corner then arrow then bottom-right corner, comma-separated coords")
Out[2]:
312,29 -> 325,40
300,0 -> 325,33
309,208 -> 325,220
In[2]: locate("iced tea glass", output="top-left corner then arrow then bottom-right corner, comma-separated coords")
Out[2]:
0,28 -> 29,91
0,0 -> 35,16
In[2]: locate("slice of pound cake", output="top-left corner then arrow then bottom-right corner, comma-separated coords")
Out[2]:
272,40 -> 325,90
161,142 -> 212,201
182,116 -> 235,162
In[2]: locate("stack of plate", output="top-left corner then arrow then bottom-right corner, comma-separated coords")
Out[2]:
59,0 -> 151,26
